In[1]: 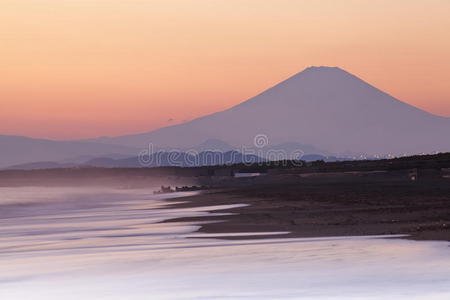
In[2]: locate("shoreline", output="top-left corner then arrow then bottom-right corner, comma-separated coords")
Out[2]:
162,179 -> 450,242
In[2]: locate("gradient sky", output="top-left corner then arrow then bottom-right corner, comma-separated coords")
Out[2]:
2,0 -> 450,140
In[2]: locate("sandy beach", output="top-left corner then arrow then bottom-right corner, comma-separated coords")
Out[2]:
164,177 -> 450,241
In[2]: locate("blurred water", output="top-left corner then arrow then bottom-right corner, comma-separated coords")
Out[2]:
0,187 -> 449,300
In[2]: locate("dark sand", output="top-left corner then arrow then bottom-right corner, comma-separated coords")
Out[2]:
164,177 -> 450,241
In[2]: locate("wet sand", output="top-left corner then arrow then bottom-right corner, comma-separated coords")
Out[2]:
164,178 -> 450,241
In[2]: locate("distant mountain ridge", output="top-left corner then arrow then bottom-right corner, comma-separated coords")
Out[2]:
88,66 -> 450,156
0,134 -> 331,169
5,150 -> 352,170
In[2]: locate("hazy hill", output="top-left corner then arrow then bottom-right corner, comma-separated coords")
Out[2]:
0,135 -> 140,168
5,151 -> 265,169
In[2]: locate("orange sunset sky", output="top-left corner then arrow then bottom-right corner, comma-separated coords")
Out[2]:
1,0 -> 450,140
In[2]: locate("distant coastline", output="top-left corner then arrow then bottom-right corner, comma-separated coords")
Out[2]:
1,152 -> 449,242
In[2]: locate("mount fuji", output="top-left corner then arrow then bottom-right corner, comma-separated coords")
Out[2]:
91,66 -> 450,156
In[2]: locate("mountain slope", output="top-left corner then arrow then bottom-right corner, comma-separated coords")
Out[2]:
92,66 -> 450,155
